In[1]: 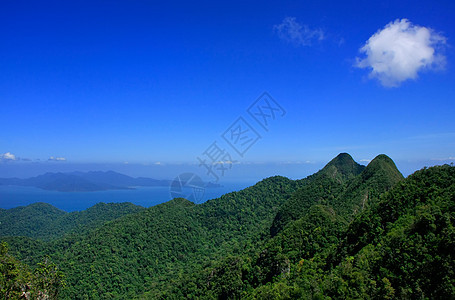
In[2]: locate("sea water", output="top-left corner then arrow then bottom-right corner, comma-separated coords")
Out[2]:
0,181 -> 254,212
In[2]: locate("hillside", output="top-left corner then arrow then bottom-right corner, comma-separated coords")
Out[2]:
149,153 -> 403,298
0,203 -> 65,238
0,202 -> 145,241
1,154 -> 454,299
150,162 -> 453,299
270,153 -> 402,236
241,164 -> 455,299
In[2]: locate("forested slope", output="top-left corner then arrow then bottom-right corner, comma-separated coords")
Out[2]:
2,154 -> 454,299
0,202 -> 145,241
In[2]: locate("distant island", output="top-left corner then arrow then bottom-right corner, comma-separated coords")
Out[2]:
0,171 -> 221,192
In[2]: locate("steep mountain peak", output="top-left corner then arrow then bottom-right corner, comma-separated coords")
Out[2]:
362,154 -> 403,182
320,153 -> 365,181
270,154 -> 364,236
332,152 -> 354,161
334,154 -> 403,218
369,154 -> 395,166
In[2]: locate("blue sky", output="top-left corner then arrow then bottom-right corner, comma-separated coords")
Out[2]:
1,0 -> 454,181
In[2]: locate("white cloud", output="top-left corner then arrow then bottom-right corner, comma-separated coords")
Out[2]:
356,19 -> 446,87
278,160 -> 315,165
431,157 -> 455,161
48,156 -> 66,161
1,152 -> 17,160
274,17 -> 324,46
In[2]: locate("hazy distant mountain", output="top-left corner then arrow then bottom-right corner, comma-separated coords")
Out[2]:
0,171 -> 173,192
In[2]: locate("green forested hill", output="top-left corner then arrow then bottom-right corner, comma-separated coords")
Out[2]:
0,202 -> 145,241
240,164 -> 455,299
334,153 -> 404,218
1,154 -> 454,299
270,153 -> 363,236
151,153 -> 404,299
61,176 -> 298,298
0,203 -> 66,239
270,153 -> 402,236
3,175 -> 300,298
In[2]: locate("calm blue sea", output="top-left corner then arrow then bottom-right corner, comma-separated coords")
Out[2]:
0,182 -> 254,212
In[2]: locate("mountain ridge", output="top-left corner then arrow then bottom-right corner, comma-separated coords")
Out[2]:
0,170 -> 172,192
269,152 -> 369,236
